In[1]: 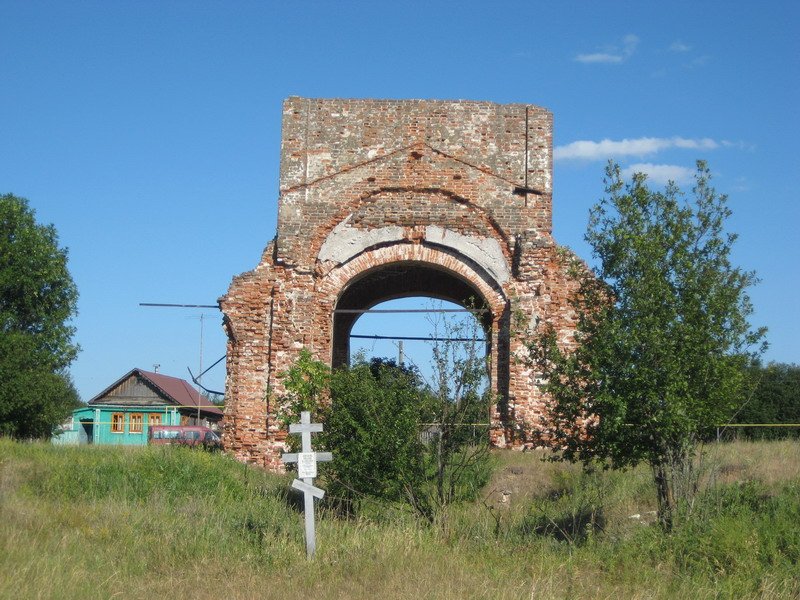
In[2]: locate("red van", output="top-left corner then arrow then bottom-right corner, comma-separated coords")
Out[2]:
148,425 -> 221,450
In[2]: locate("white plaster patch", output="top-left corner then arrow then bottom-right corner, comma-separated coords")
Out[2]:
425,225 -> 510,284
307,151 -> 333,179
318,221 -> 510,286
541,145 -> 552,192
318,218 -> 405,264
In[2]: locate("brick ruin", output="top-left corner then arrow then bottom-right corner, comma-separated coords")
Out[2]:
219,97 -> 579,469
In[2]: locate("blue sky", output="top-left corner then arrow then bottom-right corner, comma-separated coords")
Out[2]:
1,1 -> 797,400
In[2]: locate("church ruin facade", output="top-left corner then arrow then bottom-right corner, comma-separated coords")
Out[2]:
220,97 -> 579,469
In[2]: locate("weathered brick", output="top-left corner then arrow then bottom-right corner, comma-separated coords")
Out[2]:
220,97 -> 579,468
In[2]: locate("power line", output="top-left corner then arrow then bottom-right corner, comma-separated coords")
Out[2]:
139,302 -> 223,399
140,304 -> 486,313
351,334 -> 486,342
140,303 -> 219,309
335,308 -> 487,314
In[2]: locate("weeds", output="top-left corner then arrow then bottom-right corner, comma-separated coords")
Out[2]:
0,438 -> 798,599
520,468 -> 607,544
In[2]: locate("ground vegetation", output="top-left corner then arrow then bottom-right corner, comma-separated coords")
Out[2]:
1,439 -> 797,599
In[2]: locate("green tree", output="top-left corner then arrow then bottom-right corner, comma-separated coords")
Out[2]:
0,194 -> 80,438
531,162 -> 765,528
276,348 -> 331,425
324,358 -> 429,513
731,362 -> 800,439
325,350 -> 492,523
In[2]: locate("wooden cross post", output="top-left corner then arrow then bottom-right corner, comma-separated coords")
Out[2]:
281,411 -> 332,559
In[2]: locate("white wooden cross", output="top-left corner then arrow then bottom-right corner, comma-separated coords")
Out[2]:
281,410 -> 332,559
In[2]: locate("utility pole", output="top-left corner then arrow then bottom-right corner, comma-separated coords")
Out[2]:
138,302 -> 225,403
197,314 -> 203,424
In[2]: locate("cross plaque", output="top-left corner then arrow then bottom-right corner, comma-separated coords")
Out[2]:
281,411 -> 332,559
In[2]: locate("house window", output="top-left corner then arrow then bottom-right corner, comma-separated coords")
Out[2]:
148,414 -> 162,426
111,413 -> 124,433
130,413 -> 143,434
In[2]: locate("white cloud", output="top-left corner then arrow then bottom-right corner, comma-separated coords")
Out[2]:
554,136 -> 719,161
688,55 -> 710,68
575,34 -> 639,64
669,40 -> 691,53
575,52 -> 623,64
722,140 -> 756,151
622,34 -> 640,50
731,176 -> 750,192
621,163 -> 695,185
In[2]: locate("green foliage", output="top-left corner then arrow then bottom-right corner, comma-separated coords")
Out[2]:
19,443 -> 255,504
321,309 -> 495,522
531,162 -> 765,527
521,468 -> 607,544
730,362 -> 800,439
277,348 -> 331,423
278,340 -> 494,522
0,194 -> 80,438
416,306 -> 495,519
276,347 -> 331,453
656,480 -> 800,580
324,358 -> 428,508
0,440 -> 302,591
0,339 -> 79,438
1,440 -> 799,599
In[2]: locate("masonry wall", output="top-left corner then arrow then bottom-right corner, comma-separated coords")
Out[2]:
220,97 -> 579,469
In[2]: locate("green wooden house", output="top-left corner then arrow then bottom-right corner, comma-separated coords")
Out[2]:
53,368 -> 223,446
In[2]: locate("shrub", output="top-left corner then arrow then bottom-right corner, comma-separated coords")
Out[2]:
324,359 -> 427,510
324,358 -> 495,521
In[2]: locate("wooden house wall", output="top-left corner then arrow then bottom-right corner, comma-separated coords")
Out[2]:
91,375 -> 167,407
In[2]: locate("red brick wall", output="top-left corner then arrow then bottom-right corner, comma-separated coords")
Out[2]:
220,97 -> 579,468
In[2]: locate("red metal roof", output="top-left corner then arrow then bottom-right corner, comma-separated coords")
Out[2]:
139,369 -> 224,416
88,368 -> 224,417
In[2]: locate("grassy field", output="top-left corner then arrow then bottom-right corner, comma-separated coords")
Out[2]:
1,439 -> 798,600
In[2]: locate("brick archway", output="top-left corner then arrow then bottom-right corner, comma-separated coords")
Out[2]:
317,243 -> 510,402
330,261 -> 496,370
220,97 -> 581,468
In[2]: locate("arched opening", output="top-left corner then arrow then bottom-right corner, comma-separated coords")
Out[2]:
328,259 -> 514,448
328,259 -> 513,409
347,296 -> 488,388
331,262 -> 493,370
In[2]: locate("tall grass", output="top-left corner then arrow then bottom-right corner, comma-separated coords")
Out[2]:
1,439 -> 798,599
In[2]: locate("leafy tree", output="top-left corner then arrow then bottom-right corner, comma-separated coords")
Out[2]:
276,347 -> 331,451
730,362 -> 800,439
0,194 -> 80,437
531,162 -> 765,528
326,348 -> 492,522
